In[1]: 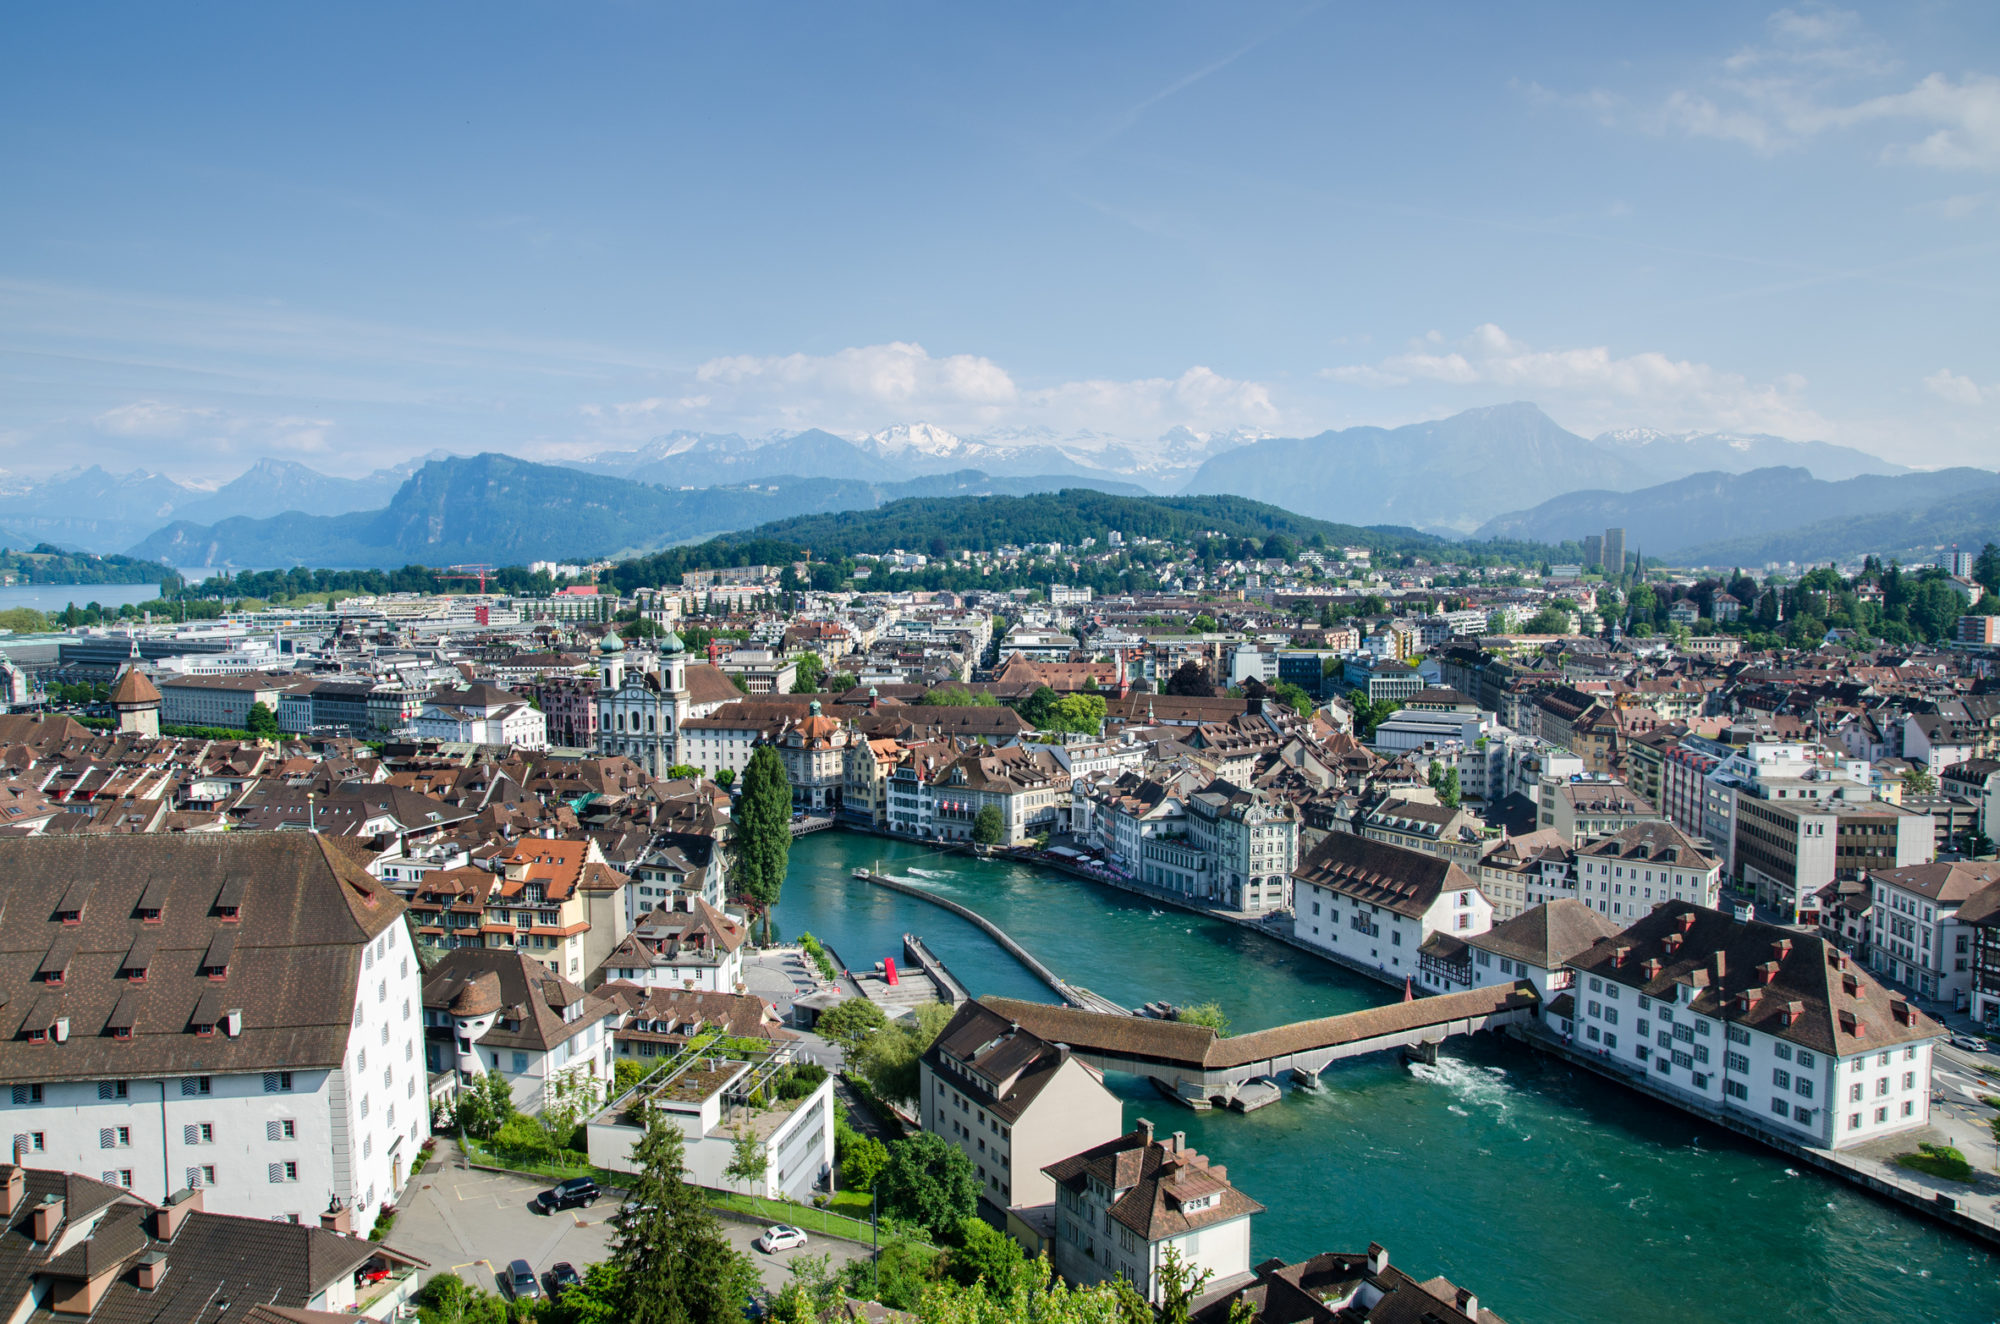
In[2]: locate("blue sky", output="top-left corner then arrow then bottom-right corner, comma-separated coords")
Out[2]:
2,1 -> 1997,480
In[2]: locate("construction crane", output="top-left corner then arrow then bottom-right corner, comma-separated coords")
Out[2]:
435,564 -> 497,593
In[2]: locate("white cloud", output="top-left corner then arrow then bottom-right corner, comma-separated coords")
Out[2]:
1542,7 -> 2000,172
94,400 -> 220,438
1323,323 -> 1830,437
583,342 -> 1281,443
1925,368 -> 1986,406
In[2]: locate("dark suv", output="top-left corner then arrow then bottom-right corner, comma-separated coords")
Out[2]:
535,1177 -> 598,1213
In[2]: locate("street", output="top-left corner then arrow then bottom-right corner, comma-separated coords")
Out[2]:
385,1147 -> 868,1302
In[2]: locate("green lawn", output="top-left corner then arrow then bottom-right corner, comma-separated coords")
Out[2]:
706,1190 -> 878,1243
1896,1143 -> 1975,1183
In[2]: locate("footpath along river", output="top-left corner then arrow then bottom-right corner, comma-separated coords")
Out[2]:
773,832 -> 2000,1324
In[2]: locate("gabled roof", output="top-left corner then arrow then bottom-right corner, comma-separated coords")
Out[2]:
1468,900 -> 1620,970
1043,1123 -> 1263,1242
421,948 -> 613,1053
921,1001 -> 1088,1125
1291,832 -> 1476,919
0,833 -> 403,1081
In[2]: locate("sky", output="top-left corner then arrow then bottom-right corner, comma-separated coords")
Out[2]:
2,1 -> 1997,483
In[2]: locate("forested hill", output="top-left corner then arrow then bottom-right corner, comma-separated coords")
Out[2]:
724,491 -> 1450,558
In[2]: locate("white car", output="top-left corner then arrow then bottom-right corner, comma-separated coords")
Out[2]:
1951,1034 -> 1989,1053
755,1225 -> 808,1254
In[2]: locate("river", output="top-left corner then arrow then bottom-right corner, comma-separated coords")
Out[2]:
773,831 -> 2000,1324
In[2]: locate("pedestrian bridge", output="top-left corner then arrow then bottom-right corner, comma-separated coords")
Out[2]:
980,981 -> 1540,1109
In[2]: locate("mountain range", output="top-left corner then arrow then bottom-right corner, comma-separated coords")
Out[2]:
1178,402 -> 1907,535
1473,465 -> 2000,562
127,457 -> 1149,569
0,458 -> 415,554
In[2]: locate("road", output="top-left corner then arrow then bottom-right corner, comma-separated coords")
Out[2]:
385,1148 -> 867,1302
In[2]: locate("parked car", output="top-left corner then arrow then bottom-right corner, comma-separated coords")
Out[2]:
754,1225 -> 808,1254
546,1262 -> 583,1301
1951,1033 -> 1989,1053
505,1260 -> 541,1301
535,1177 -> 599,1212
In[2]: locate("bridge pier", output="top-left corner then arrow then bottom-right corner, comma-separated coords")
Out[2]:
1402,1039 -> 1440,1065
1289,1068 -> 1323,1093
1151,1077 -> 1214,1110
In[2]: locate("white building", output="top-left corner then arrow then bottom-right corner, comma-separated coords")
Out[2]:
594,633 -> 691,778
157,671 -> 305,729
423,948 -> 620,1115
1867,860 -> 2000,1010
1044,1120 -> 1263,1305
919,1001 -> 1123,1211
1573,821 -> 1722,923
594,896 -> 748,994
1291,834 -> 1494,985
0,833 -> 425,1224
1567,903 -> 1942,1150
414,681 -> 547,748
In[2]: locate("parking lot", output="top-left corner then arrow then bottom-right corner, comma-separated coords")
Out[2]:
386,1149 -> 869,1301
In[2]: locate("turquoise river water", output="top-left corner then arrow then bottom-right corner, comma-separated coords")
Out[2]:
773,832 -> 2000,1324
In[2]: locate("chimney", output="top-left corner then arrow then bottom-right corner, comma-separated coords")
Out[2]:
1677,910 -> 1695,933
30,1192 -> 62,1243
1711,950 -> 1726,979
0,1164 -> 23,1218
1771,938 -> 1792,961
319,1199 -> 351,1235
223,1009 -> 243,1038
1367,1243 -> 1389,1275
1457,1289 -> 1480,1318
1172,1131 -> 1186,1153
1662,932 -> 1683,954
1643,958 -> 1662,979
1135,1118 -> 1154,1148
1758,961 -> 1779,986
155,1186 -> 201,1241
134,1250 -> 169,1291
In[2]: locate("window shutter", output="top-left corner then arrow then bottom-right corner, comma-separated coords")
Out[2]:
180,1077 -> 198,1097
266,1120 -> 282,1142
101,1171 -> 119,1186
185,1166 -> 203,1189
268,1162 -> 285,1184
99,1128 -> 116,1149
183,1124 -> 201,1146
8,1087 -> 24,1106
97,1082 -> 115,1101
14,1135 -> 29,1157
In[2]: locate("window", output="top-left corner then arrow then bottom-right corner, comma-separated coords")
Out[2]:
1773,1043 -> 1792,1061
1795,1079 -> 1813,1099
10,1085 -> 40,1106
1849,1112 -> 1862,1130
266,1120 -> 296,1141
512,1052 -> 528,1073
1773,1069 -> 1790,1089
1770,1098 -> 1788,1117
183,1123 -> 213,1144
100,1127 -> 130,1148
13,1133 -> 43,1153
1727,1025 -> 1750,1045
269,1161 -> 299,1183
1902,1100 -> 1914,1117
263,1072 -> 293,1093
1874,1107 -> 1888,1124
97,1081 -> 127,1101
1797,1051 -> 1816,1069
180,1076 -> 210,1096
1876,1078 -> 1890,1098
1850,1083 -> 1863,1103
1793,1105 -> 1812,1123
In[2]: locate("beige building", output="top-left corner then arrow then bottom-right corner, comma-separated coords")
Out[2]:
919,1000 -> 1123,1210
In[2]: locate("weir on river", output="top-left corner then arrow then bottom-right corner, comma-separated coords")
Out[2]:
777,831 -> 2000,1324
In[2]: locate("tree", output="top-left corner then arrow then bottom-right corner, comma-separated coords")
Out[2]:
610,1119 -> 754,1324
245,701 -> 279,737
1014,685 -> 1061,729
1438,766 -> 1460,809
826,672 -> 858,695
724,1126 -> 768,1196
1174,1002 -> 1229,1035
839,1132 -> 890,1192
971,805 -> 1005,845
665,764 -> 703,780
878,1131 -> 979,1243
453,1069 -> 515,1141
852,1002 -> 955,1104
1268,679 -> 1313,717
1903,766 -> 1938,797
948,1216 -> 1030,1295
714,768 -> 735,788
814,997 -> 888,1050
1189,614 -> 1219,634
1523,605 -> 1572,635
733,745 -> 792,942
1164,661 -> 1216,697
790,653 -> 825,693
414,1271 -> 508,1324
1976,542 -> 2000,596
1049,692 -> 1106,736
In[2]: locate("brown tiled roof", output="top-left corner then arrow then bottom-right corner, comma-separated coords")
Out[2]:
0,833 -> 403,1082
1576,821 -> 1719,870
108,667 -> 161,706
1869,859 -> 2000,906
1468,900 -> 1620,970
1569,901 -> 1941,1056
422,948 -> 613,1054
1043,1124 -> 1263,1241
921,1001 -> 1086,1125
1190,1249 -> 1508,1324
1291,832 -> 1476,919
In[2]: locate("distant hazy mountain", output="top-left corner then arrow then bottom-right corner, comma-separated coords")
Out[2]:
1180,403 -> 1660,534
1473,465 -> 2000,559
0,458 -> 418,553
1677,477 -> 2000,566
127,455 -> 1147,568
1592,428 -> 1906,483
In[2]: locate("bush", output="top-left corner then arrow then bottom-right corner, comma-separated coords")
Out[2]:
778,1061 -> 828,1100
1175,1001 -> 1230,1036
